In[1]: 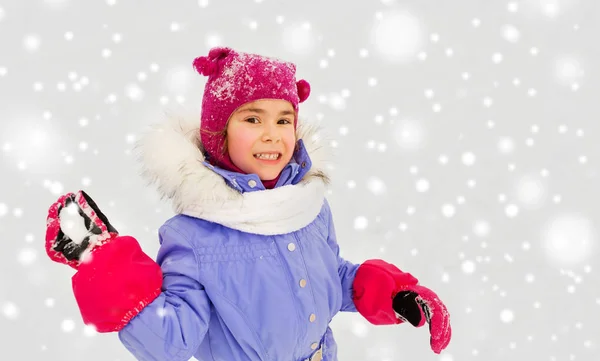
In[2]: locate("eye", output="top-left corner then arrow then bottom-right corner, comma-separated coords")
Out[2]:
278,119 -> 292,124
245,117 -> 259,124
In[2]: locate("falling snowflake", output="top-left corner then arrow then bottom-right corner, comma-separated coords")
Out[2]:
352,320 -> 369,337
282,22 -> 315,55
23,34 -> 41,52
61,319 -> 75,332
393,120 -> 426,151
554,56 -> 584,86
500,309 -> 515,323
515,175 -> 546,207
442,204 -> 456,218
367,177 -> 387,195
462,260 -> 476,274
0,203 -> 8,218
17,248 -> 37,266
165,66 -> 194,93
415,178 -> 430,192
542,214 -> 595,266
462,152 -> 476,166
125,83 -> 144,101
505,204 -> 519,218
370,10 -> 424,62
498,137 -> 516,154
473,220 -> 491,237
354,216 -> 368,230
502,24 -> 521,42
2,302 -> 19,320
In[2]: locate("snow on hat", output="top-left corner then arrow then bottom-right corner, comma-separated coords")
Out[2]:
193,46 -> 311,170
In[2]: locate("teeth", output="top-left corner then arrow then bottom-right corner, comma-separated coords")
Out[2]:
255,153 -> 279,160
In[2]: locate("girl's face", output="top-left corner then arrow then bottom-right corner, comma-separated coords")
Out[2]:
226,99 -> 297,181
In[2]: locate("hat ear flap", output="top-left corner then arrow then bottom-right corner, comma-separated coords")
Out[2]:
193,47 -> 232,77
297,79 -> 310,103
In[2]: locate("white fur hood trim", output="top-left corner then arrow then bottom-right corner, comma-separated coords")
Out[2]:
134,114 -> 333,235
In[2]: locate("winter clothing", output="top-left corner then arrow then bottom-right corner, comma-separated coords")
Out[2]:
123,115 -> 355,361
193,46 -> 311,185
45,191 -> 162,332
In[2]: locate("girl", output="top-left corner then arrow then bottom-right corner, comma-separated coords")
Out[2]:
45,47 -> 451,361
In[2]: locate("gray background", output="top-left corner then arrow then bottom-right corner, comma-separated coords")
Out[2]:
1,0 -> 599,360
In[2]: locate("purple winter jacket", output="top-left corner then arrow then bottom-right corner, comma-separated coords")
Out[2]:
118,116 -> 360,361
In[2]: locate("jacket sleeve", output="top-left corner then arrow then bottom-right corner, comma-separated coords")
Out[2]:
118,224 -> 211,361
324,199 -> 360,312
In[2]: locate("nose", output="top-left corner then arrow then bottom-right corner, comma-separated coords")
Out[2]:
261,122 -> 280,143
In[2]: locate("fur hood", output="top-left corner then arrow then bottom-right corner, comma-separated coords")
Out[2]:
133,114 -> 333,235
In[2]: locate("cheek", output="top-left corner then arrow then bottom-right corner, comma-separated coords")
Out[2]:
227,132 -> 256,158
283,132 -> 297,156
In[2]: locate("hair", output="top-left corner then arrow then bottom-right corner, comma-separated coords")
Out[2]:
199,127 -> 228,157
200,112 -> 236,157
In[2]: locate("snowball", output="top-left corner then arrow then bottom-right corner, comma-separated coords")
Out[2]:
59,204 -> 89,245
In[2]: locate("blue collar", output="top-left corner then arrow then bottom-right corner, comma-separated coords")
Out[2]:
202,139 -> 312,193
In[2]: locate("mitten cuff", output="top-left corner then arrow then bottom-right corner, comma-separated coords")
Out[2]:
352,259 -> 419,325
116,286 -> 162,332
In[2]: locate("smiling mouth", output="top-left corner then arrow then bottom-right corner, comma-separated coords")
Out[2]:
253,153 -> 282,161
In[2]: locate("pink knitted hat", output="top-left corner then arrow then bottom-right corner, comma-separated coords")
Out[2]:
193,46 -> 311,173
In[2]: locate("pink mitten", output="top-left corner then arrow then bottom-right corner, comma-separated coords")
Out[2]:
393,284 -> 452,354
353,259 -> 452,354
45,190 -> 163,332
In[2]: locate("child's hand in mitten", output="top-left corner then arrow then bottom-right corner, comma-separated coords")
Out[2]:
352,259 -> 452,354
45,190 -> 162,332
392,284 -> 451,354
45,190 -> 119,269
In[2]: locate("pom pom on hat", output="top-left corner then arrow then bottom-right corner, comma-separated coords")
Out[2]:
297,79 -> 311,103
193,56 -> 216,76
193,47 -> 232,77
